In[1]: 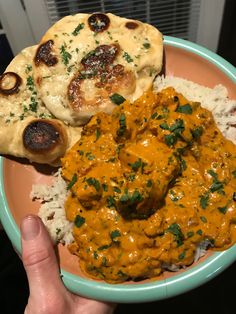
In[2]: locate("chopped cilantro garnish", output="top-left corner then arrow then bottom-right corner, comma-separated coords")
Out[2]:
86,152 -> 95,160
207,169 -> 218,180
151,112 -> 158,119
123,52 -> 133,63
110,230 -> 121,240
120,189 -> 143,204
146,179 -> 153,187
95,129 -> 101,141
178,250 -> 186,260
26,76 -> 34,91
102,184 -> 108,192
210,181 -> 224,193
130,190 -> 143,203
191,126 -> 203,139
166,223 -> 184,247
164,134 -> 177,147
60,44 -> 72,65
196,229 -> 203,236
117,113 -> 126,137
98,244 -> 111,251
74,214 -> 85,227
164,119 -> 185,147
187,231 -> 194,238
218,205 -> 228,214
86,177 -> 101,192
93,251 -> 98,259
200,193 -> 209,209
128,158 -> 142,171
67,173 -> 77,190
169,119 -> 184,134
29,98 -> 38,112
180,158 -> 187,171
113,186 -> 121,193
169,190 -> 181,202
72,23 -> 84,36
200,216 -> 207,223
25,64 -> 32,73
176,104 -> 193,114
159,122 -> 169,130
107,196 -> 116,208
110,93 -> 126,105
207,170 -> 225,193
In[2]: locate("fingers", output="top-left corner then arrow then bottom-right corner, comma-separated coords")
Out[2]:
21,215 -> 116,314
21,215 -> 65,300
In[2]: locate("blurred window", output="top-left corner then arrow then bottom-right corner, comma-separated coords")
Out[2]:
44,0 -> 201,42
0,20 -> 13,74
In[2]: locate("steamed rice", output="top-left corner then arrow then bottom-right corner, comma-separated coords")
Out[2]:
31,75 -> 236,267
30,169 -> 73,244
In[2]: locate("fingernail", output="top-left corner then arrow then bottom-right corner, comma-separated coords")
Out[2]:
21,215 -> 40,241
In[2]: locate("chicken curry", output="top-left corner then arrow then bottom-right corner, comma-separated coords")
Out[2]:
61,87 -> 236,283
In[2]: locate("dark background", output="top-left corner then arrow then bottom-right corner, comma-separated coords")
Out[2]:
1,229 -> 236,314
0,1 -> 236,313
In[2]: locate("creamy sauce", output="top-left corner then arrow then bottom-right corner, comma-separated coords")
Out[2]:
61,87 -> 236,283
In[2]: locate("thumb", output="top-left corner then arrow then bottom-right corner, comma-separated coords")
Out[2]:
21,215 -> 65,300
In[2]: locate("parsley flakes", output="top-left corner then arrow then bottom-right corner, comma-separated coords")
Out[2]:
72,23 -> 84,36
60,44 -> 72,65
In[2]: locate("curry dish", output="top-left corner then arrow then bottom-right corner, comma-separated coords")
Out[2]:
61,87 -> 236,283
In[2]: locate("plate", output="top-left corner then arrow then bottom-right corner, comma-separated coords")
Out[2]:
0,36 -> 236,303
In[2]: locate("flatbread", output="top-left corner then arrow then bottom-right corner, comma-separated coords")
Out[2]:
0,46 -> 82,165
33,13 -> 163,126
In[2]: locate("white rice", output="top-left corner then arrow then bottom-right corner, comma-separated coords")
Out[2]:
30,169 -> 73,244
31,75 -> 236,265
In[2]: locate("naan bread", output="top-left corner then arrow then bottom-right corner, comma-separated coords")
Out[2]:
0,46 -> 82,165
33,13 -> 163,126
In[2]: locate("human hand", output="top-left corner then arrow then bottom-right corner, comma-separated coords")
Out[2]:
21,215 -> 116,314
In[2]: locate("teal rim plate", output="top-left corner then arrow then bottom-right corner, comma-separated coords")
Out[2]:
0,36 -> 235,303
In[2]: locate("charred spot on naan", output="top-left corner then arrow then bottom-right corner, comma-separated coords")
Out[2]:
0,72 -> 22,95
68,44 -> 136,113
81,44 -> 119,72
88,13 -> 110,33
34,40 -> 58,67
23,119 -> 68,158
125,21 -> 139,29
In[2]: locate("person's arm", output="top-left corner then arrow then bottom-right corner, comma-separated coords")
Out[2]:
21,215 -> 116,314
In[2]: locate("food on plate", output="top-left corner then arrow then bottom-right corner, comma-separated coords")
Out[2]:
0,12 -> 163,165
33,12 -> 163,126
0,46 -> 82,165
32,78 -> 236,283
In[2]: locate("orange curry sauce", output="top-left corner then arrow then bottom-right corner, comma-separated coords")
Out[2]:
61,87 -> 236,283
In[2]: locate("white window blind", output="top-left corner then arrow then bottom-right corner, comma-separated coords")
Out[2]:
44,0 -> 201,41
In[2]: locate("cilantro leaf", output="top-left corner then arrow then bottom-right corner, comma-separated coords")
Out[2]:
176,104 -> 193,114
67,173 -> 77,190
110,93 -> 126,105
72,23 -> 84,36
110,230 -> 121,240
74,215 -> 85,227
166,223 -> 184,247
